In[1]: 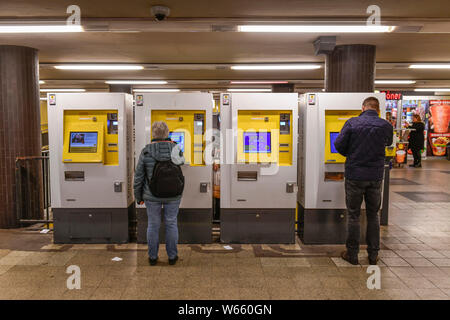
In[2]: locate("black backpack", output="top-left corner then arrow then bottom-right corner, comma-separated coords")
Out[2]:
149,160 -> 184,198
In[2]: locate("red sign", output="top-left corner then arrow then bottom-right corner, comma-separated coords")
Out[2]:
381,91 -> 402,100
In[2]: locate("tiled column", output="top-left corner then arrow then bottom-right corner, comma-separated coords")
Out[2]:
0,45 -> 41,228
325,44 -> 376,92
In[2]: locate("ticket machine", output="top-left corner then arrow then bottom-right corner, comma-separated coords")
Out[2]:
220,93 -> 298,243
134,92 -> 213,243
48,93 -> 134,243
297,92 -> 386,244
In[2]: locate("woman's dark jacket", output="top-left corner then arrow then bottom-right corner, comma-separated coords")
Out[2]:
408,122 -> 425,150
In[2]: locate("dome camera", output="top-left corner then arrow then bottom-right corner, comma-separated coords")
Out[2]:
151,6 -> 170,21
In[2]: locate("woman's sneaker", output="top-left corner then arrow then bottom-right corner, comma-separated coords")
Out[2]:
168,256 -> 179,265
148,257 -> 158,266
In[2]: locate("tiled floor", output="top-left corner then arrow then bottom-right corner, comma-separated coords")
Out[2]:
0,158 -> 449,300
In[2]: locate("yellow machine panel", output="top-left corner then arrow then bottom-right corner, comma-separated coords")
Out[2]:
237,110 -> 292,165
151,110 -> 206,166
62,110 -> 119,164
324,110 -> 360,163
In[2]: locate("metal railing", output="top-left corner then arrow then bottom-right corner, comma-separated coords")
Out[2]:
15,151 -> 52,228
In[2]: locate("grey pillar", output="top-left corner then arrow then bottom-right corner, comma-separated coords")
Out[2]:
325,44 -> 376,92
0,45 -> 42,228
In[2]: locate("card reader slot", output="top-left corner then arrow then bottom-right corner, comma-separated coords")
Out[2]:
237,171 -> 258,181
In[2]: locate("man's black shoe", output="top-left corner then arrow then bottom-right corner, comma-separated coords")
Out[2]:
168,256 -> 179,265
341,251 -> 358,265
148,258 -> 158,266
369,256 -> 379,265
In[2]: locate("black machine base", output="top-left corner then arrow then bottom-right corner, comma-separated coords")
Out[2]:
136,207 -> 212,244
298,204 -> 367,244
220,208 -> 295,244
53,204 -> 134,244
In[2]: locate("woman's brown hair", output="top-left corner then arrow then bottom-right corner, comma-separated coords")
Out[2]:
413,114 -> 422,122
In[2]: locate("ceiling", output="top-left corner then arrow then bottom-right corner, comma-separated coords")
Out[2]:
1,0 -> 450,92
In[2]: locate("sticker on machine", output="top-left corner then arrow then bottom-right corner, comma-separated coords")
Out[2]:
136,94 -> 144,106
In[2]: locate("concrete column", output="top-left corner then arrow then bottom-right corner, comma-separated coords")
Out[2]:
325,44 -> 376,92
0,45 -> 42,228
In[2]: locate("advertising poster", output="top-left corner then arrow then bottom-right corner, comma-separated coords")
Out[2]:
428,100 -> 450,156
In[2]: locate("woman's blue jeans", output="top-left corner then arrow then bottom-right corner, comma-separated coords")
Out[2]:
144,200 -> 180,260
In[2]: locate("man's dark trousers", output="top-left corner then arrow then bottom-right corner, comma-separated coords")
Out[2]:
345,179 -> 382,259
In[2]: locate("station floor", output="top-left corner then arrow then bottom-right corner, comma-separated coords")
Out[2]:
0,158 -> 449,300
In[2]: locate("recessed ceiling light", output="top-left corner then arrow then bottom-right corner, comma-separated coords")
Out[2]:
40,89 -> 86,92
414,88 -> 450,92
0,25 -> 83,33
132,89 -> 180,92
238,25 -> 395,33
230,81 -> 289,84
375,80 -> 416,84
409,64 -> 450,69
231,65 -> 321,70
106,80 -> 168,85
227,88 -> 272,92
55,65 -> 144,70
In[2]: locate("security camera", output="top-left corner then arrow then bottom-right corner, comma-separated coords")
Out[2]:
151,6 -> 170,21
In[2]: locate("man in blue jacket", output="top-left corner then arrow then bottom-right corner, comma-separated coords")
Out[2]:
334,97 -> 393,265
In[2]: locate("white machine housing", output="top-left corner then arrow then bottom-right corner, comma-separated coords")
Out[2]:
298,92 -> 386,244
220,93 -> 298,243
134,92 -> 213,243
48,93 -> 134,243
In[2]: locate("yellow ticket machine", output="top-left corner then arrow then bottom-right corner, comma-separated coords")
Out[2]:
134,93 -> 213,243
48,93 -> 134,243
220,93 -> 298,243
298,92 -> 386,244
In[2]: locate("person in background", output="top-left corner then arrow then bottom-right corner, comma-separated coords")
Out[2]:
407,114 -> 425,168
334,97 -> 393,265
134,121 -> 185,266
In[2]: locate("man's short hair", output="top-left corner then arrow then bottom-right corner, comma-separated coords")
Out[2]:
152,121 -> 169,139
363,97 -> 380,111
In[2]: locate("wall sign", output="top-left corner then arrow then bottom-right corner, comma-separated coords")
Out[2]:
381,91 -> 402,100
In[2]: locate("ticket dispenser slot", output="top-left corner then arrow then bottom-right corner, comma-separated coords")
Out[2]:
151,110 -> 206,166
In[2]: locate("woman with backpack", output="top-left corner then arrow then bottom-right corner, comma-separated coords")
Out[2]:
134,121 -> 185,266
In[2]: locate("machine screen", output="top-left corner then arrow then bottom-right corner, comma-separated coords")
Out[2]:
169,132 -> 185,152
69,132 -> 98,153
243,132 -> 271,153
330,132 -> 339,154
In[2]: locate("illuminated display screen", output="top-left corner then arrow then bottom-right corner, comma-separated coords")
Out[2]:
330,132 -> 339,154
169,132 -> 185,152
243,132 -> 271,153
69,132 -> 98,153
